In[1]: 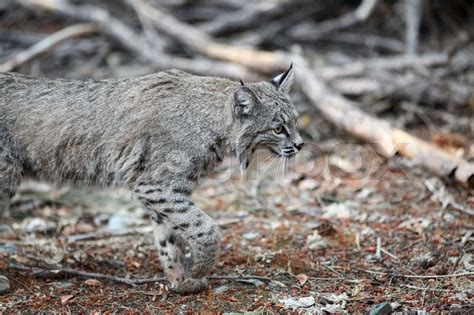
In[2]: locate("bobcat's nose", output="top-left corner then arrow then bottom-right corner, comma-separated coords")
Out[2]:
295,141 -> 304,151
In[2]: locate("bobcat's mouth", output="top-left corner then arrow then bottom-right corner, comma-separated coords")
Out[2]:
269,147 -> 298,157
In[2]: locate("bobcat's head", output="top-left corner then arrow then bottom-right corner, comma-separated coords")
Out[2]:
231,64 -> 304,170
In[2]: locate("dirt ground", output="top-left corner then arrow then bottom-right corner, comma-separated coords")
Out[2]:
1,137 -> 472,312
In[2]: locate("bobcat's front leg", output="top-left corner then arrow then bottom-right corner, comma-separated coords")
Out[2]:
135,178 -> 220,293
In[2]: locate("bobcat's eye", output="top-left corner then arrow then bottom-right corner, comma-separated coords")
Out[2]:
274,125 -> 284,134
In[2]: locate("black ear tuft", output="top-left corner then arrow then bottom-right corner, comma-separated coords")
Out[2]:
239,78 -> 245,86
270,63 -> 294,94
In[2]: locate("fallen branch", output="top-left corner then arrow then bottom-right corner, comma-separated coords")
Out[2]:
293,55 -> 474,188
289,0 -> 378,41
199,1 -> 280,36
60,226 -> 153,243
0,23 -> 98,72
18,0 -> 258,80
357,267 -> 474,279
321,32 -> 405,53
8,263 -> 145,286
319,53 -> 448,80
131,0 -> 287,74
8,263 -> 273,287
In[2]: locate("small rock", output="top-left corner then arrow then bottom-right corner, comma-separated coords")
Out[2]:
54,281 -> 73,289
107,215 -> 131,231
298,179 -> 320,191
0,224 -> 15,237
0,243 -> 17,254
280,296 -> 315,310
236,278 -> 264,287
213,284 -> 229,294
322,203 -> 352,219
306,231 -> 327,249
242,231 -> 260,240
0,276 -> 10,294
369,302 -> 392,315
22,217 -> 55,233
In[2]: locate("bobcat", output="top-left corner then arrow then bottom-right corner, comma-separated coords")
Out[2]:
0,65 -> 303,293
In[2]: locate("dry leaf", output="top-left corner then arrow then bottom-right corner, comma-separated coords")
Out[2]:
61,295 -> 74,304
296,273 -> 308,285
85,279 -> 102,286
131,261 -> 142,269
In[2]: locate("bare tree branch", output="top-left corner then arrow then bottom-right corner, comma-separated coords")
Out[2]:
404,0 -> 423,55
289,0 -> 378,41
17,0 -> 259,80
0,23 -> 98,72
132,0 -> 287,74
293,54 -> 474,188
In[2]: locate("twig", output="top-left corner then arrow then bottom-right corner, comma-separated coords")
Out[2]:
208,275 -> 273,282
380,248 -> 400,260
357,267 -> 474,279
0,23 -> 98,72
0,28 -> 46,46
60,226 -> 153,243
375,237 -> 382,260
319,53 -> 448,80
290,0 -> 378,40
8,263 -> 274,286
401,284 -> 453,292
129,0 -> 167,52
323,32 -> 405,53
199,2 -> 279,36
131,0 -> 287,74
404,0 -> 422,55
8,263 -> 147,286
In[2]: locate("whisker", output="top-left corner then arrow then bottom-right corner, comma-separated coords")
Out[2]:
277,157 -> 283,180
275,157 -> 281,180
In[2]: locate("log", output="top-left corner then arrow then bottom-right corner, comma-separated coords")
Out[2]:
293,55 -> 474,188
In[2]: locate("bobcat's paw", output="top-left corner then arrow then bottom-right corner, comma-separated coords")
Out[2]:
186,223 -> 221,278
169,277 -> 208,294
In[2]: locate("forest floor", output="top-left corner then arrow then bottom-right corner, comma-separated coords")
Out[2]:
1,133 -> 473,312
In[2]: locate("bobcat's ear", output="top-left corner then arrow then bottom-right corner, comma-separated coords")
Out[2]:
234,86 -> 258,117
270,63 -> 294,94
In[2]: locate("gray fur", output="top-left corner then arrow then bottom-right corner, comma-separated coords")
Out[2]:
0,66 -> 302,293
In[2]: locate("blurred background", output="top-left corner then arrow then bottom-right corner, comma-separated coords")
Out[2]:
0,0 -> 473,313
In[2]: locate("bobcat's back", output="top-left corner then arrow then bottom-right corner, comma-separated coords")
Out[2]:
0,70 -> 235,186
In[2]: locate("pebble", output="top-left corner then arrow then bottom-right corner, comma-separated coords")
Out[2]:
0,276 -> 10,294
0,243 -> 17,254
0,224 -> 15,238
213,284 -> 229,294
369,302 -> 392,315
54,281 -> 73,289
22,217 -> 55,233
242,231 -> 260,240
